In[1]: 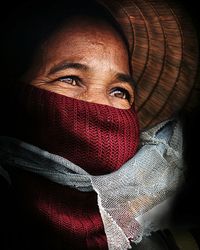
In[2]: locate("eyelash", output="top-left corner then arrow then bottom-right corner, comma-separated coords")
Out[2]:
58,75 -> 81,86
57,75 -> 132,102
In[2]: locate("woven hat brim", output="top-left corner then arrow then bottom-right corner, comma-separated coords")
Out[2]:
100,0 -> 199,129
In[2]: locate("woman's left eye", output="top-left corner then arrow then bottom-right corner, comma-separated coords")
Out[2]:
110,87 -> 131,101
57,76 -> 80,86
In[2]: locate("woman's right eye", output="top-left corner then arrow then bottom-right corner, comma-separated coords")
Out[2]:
57,76 -> 80,86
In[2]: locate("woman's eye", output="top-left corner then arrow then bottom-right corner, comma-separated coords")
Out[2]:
110,87 -> 131,101
58,76 -> 80,86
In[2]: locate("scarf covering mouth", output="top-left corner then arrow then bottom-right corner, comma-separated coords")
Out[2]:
8,84 -> 139,175
0,119 -> 184,250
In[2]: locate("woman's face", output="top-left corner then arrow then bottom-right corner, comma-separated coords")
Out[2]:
23,17 -> 135,109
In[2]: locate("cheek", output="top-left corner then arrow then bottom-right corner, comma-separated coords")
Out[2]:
109,97 -> 132,110
30,83 -> 84,98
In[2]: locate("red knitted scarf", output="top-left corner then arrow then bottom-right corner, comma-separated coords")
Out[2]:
8,85 -> 139,249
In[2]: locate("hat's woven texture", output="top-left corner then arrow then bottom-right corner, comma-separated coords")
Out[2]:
100,0 -> 199,129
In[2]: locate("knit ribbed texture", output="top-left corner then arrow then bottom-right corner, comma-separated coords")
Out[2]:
12,84 -> 139,175
7,84 -> 139,249
8,168 -> 108,250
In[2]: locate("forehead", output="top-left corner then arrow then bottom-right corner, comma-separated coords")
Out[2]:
40,17 -> 130,71
46,15 -> 127,45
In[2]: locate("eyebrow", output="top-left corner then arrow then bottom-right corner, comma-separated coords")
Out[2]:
48,61 -> 89,75
48,61 -> 136,87
116,73 -> 136,88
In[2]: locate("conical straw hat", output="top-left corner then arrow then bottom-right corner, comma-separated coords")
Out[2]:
100,0 -> 199,129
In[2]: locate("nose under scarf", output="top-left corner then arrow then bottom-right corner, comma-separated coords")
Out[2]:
12,84 -> 140,175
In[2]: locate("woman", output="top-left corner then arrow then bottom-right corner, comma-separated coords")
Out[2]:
0,0 -> 199,249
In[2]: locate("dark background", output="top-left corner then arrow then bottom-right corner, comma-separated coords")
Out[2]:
166,0 -> 200,240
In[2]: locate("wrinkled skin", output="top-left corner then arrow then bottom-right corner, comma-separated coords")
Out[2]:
22,16 -> 135,109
